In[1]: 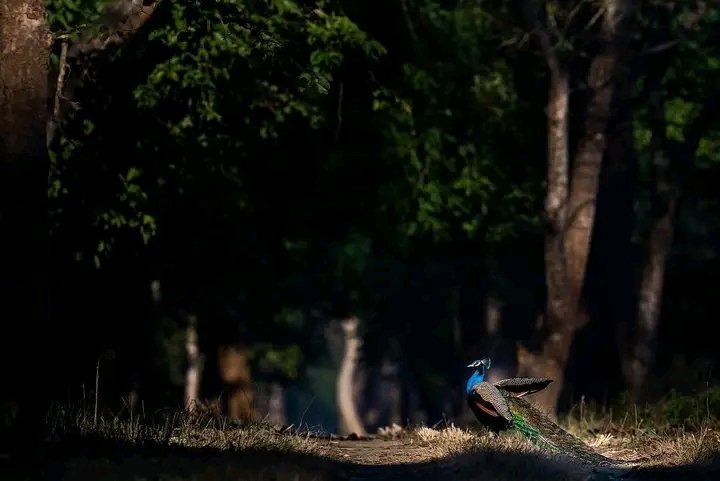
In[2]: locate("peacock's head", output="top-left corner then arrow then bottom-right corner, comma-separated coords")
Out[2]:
465,358 -> 491,394
467,357 -> 491,372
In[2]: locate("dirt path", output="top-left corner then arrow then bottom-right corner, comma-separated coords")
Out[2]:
317,438 -> 720,481
318,438 -> 615,481
321,439 -> 448,481
324,439 -> 435,465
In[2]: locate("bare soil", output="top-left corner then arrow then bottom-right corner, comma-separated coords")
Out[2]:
325,439 -> 436,464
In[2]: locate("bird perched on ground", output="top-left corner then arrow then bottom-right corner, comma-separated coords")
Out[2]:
465,358 -> 552,435
464,358 -> 614,465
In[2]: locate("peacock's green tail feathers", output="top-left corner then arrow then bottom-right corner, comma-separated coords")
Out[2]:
510,411 -> 560,453
505,395 -> 616,466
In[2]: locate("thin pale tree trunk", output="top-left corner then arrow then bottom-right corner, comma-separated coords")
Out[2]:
184,314 -> 203,412
516,0 -> 572,415
267,383 -> 286,426
336,316 -> 366,437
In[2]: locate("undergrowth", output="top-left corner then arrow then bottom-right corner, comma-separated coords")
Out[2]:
562,385 -> 720,437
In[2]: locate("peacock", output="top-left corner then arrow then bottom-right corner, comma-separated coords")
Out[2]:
465,358 -> 616,465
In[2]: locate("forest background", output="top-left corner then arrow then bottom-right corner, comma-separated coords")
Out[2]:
1,0 -> 719,443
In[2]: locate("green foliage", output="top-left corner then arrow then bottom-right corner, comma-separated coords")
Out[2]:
249,343 -> 303,379
370,1 -> 542,244
304,7 -> 386,94
658,387 -> 720,427
603,385 -> 720,431
135,0 -> 385,138
46,0 -> 111,33
631,2 -> 720,257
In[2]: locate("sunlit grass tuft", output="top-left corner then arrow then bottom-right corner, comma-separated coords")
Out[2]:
404,423 -> 550,459
411,424 -> 478,456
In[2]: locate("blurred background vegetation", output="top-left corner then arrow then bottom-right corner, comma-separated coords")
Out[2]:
2,0 -> 719,438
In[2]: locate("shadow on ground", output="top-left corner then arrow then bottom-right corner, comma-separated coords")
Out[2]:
1,435 -> 719,481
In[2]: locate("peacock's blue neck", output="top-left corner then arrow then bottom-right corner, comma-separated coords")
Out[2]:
465,368 -> 485,394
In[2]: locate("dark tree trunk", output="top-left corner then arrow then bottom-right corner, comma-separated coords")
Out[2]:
516,0 -> 573,417
0,0 -> 51,456
523,63 -> 572,417
217,343 -> 255,421
583,53 -> 638,401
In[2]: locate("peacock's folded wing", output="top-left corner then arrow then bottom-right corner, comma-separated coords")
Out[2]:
468,381 -> 513,422
494,377 -> 553,397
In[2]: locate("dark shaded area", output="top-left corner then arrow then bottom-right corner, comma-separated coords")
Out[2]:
2,432 -> 719,481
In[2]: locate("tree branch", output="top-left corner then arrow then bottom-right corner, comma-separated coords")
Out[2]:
47,36 -> 69,148
519,0 -> 563,78
642,0 -> 720,55
47,0 -> 160,147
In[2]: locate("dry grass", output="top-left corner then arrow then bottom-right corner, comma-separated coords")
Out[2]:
45,403 -> 321,455
407,424 -> 546,458
580,426 -> 720,466
371,410 -> 720,468
375,421 -> 720,481
403,425 -> 590,481
411,425 -> 477,454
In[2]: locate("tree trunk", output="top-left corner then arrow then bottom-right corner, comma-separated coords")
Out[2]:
336,316 -> 366,437
627,170 -> 675,400
517,0 -> 638,416
184,313 -> 203,412
585,41 -> 638,400
381,357 -> 402,427
624,75 -> 720,400
267,383 -> 286,426
516,54 -> 572,416
217,344 -> 255,421
0,0 -> 51,456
